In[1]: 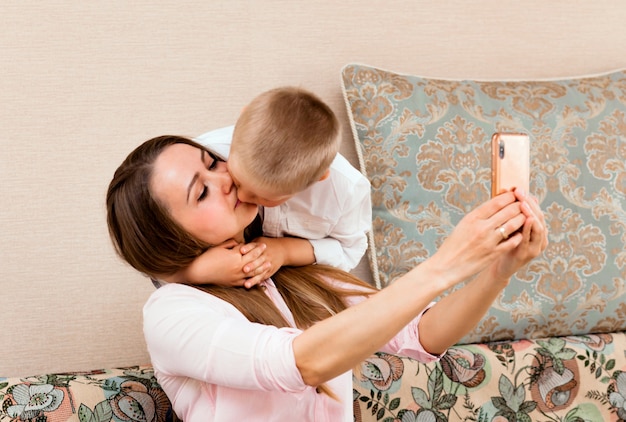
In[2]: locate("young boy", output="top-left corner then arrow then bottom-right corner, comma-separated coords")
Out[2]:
162,87 -> 372,288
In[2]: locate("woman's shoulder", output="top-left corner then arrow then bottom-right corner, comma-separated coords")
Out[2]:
144,283 -> 241,316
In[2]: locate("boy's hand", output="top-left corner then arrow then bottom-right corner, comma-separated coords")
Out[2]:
243,236 -> 316,287
238,238 -> 277,288
184,239 -> 269,288
241,237 -> 287,285
186,236 -> 315,288
238,240 -> 272,288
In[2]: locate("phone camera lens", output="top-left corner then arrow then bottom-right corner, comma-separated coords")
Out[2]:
499,141 -> 505,158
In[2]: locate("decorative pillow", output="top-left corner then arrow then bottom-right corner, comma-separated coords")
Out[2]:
341,63 -> 626,343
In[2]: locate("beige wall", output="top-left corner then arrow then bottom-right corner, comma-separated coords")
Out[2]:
2,0 -> 625,377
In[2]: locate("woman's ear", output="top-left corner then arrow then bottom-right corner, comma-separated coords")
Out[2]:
318,169 -> 331,181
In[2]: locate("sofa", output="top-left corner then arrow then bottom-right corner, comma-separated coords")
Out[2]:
4,2 -> 626,422
4,63 -> 626,422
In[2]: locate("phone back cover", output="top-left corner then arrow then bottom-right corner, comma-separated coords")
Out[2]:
491,133 -> 530,197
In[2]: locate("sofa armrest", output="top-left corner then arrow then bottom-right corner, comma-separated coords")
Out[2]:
0,366 -> 177,422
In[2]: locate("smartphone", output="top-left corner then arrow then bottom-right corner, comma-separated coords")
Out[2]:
491,132 -> 530,197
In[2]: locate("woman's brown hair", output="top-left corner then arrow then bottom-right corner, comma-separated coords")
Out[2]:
106,135 -> 209,276
106,135 -> 375,398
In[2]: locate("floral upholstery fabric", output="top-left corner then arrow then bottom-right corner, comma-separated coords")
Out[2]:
341,63 -> 626,344
0,366 -> 178,422
353,332 -> 626,422
5,332 -> 625,422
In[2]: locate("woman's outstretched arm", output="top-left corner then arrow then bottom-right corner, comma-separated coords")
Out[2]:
292,190 -> 547,387
418,189 -> 547,354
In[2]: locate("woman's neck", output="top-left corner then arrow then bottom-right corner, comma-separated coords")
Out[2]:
243,213 -> 264,242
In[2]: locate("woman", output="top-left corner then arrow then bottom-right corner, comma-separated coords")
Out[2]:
106,135 -> 547,421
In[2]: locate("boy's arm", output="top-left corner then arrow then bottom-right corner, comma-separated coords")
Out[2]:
246,168 -> 371,280
242,236 -> 315,284
160,239 -> 269,287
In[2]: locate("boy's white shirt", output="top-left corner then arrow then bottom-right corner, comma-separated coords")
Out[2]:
195,125 -> 372,271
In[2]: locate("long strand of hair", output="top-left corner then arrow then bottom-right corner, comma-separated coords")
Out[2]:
192,264 -> 375,401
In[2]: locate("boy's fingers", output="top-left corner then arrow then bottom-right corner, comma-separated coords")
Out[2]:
239,242 -> 255,254
244,274 -> 265,289
240,242 -> 266,255
244,261 -> 271,279
243,257 -> 267,274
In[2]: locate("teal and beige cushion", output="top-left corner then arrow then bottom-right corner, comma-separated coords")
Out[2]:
341,63 -> 626,344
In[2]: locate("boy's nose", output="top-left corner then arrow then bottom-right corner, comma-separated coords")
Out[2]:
236,189 -> 253,203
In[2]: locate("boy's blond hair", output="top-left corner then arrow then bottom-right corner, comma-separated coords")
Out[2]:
231,86 -> 340,194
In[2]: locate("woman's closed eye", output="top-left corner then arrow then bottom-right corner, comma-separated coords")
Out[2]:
204,150 -> 223,171
198,185 -> 208,201
197,151 -> 220,201
197,150 -> 225,201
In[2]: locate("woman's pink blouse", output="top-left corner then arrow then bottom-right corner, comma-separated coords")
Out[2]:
143,279 -> 440,422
